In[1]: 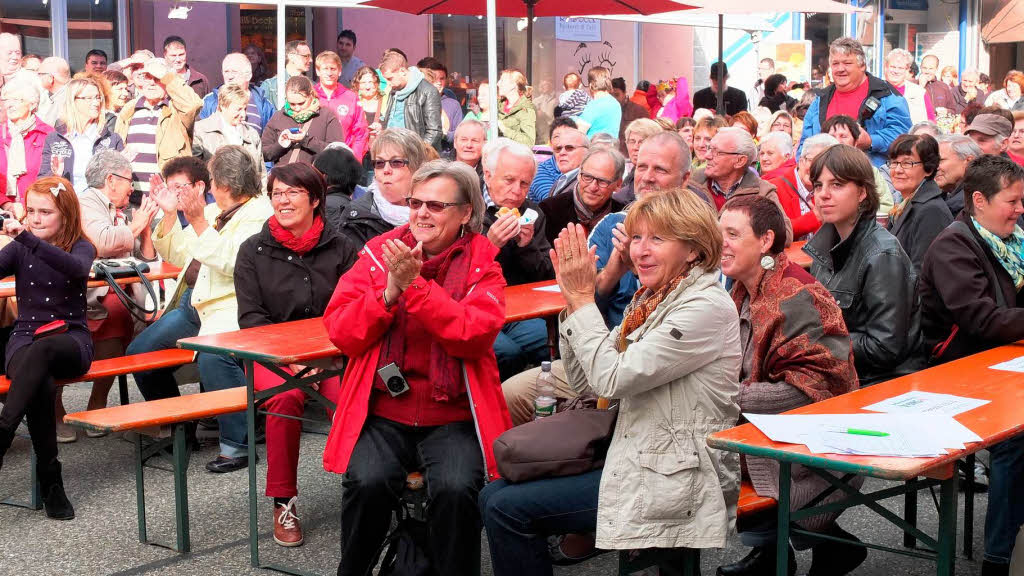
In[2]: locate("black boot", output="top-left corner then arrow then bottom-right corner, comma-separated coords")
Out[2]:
38,459 -> 75,520
717,544 -> 796,576
981,560 -> 1010,576
0,426 -> 13,472
807,524 -> 867,576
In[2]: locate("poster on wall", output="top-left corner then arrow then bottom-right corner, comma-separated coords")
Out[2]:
556,17 -> 601,42
766,41 -> 812,83
915,32 -> 959,69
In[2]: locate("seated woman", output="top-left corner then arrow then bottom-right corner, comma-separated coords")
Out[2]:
0,176 -> 96,520
192,84 -> 264,177
234,163 -> 358,547
715,195 -> 863,576
314,145 -> 367,230
322,160 -> 510,576
885,133 -> 953,274
262,75 -> 344,168
481,190 -> 742,576
690,115 -> 727,171
132,146 -> 272,473
803,144 -> 925,386
918,155 -> 1024,575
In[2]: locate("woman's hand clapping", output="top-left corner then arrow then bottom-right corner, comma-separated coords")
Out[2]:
550,223 -> 597,314
382,239 -> 424,306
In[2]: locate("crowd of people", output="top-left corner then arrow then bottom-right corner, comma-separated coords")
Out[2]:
1,27 -> 1024,576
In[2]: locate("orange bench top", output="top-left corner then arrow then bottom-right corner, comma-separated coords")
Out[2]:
738,481 -> 777,516
64,387 -> 246,434
0,348 -> 196,395
786,241 -> 812,270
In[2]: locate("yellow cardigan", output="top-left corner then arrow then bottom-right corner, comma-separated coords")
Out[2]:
154,196 -> 273,336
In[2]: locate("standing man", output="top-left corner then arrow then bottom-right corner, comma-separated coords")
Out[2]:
693,62 -> 748,115
418,57 -> 463,150
749,57 -> 775,108
336,30 -> 364,88
0,33 -> 51,121
885,49 -> 935,124
163,36 -> 211,99
919,54 -> 958,114
798,37 -> 911,167
84,49 -> 108,74
572,66 -> 622,139
954,68 -> 988,114
378,51 -> 442,150
313,50 -> 368,159
200,53 -> 275,135
611,77 -> 647,157
261,40 -> 311,108
37,57 -> 71,126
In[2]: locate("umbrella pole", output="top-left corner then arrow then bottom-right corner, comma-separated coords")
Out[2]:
488,0 -> 499,138
716,14 -> 724,115
526,1 -> 535,81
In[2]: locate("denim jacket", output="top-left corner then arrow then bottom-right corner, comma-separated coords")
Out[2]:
804,216 -> 925,386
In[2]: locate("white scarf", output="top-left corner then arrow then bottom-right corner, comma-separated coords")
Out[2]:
5,115 -> 36,198
372,189 -> 410,227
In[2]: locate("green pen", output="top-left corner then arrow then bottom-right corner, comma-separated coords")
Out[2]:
827,427 -> 890,437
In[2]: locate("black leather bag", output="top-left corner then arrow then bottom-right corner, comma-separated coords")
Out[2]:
91,259 -> 158,322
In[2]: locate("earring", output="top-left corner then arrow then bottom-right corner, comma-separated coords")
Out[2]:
459,224 -> 465,238
760,254 -> 775,271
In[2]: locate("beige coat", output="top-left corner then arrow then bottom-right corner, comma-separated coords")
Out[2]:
559,267 -> 742,550
901,81 -> 931,125
153,195 -> 272,336
115,71 -> 203,168
191,114 -> 266,179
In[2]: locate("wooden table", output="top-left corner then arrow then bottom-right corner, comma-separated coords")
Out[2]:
786,240 -> 812,270
505,280 -> 566,322
0,260 -> 182,299
707,342 -> 1024,575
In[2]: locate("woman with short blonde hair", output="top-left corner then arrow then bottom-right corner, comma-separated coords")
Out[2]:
193,83 -> 264,175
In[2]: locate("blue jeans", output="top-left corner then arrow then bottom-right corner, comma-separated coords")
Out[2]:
493,318 -> 549,380
197,353 -> 248,457
128,287 -> 200,401
985,433 -> 1024,564
478,468 -> 601,576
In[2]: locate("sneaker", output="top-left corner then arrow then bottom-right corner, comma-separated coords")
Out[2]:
273,497 -> 303,547
56,422 -> 78,444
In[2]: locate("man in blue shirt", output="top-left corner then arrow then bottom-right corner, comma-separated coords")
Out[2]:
572,66 -> 622,139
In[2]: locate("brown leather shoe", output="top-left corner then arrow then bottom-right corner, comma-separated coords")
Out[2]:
273,497 -> 303,547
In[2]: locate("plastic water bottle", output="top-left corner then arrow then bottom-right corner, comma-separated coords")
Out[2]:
534,361 -> 557,420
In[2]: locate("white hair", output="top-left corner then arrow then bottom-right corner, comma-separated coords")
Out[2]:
454,119 -> 486,139
961,68 -> 980,81
717,127 -> 757,167
800,133 -> 840,160
885,48 -> 914,68
760,131 -> 794,157
936,134 -> 983,161
482,137 -> 536,175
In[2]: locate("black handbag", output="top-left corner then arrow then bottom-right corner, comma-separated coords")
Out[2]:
372,506 -> 434,576
91,259 -> 158,323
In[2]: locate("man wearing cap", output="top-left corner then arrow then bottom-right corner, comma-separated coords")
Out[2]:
798,37 -> 911,167
692,61 -> 748,115
966,113 -> 1012,156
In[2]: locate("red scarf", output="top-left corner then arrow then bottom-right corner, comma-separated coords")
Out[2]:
268,215 -> 324,256
376,228 -> 475,402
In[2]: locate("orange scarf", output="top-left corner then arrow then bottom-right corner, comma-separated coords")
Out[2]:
617,270 -> 689,352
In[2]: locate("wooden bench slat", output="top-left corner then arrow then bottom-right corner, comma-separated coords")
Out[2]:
64,387 -> 246,434
738,481 -> 777,515
0,349 -> 196,395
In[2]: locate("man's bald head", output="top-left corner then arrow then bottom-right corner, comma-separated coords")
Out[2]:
38,57 -> 70,92
221,52 -> 253,87
0,33 -> 23,77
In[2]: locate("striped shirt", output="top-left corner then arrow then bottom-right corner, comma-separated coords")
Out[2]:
246,101 -> 262,134
125,97 -> 164,206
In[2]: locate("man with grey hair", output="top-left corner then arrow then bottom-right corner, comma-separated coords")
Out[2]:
936,134 -> 984,215
546,128 -> 590,198
37,56 -> 70,126
199,52 -> 274,135
884,48 -> 934,125
798,37 -> 911,167
481,138 -> 553,379
0,33 -> 51,120
540,146 -> 626,246
954,67 -> 987,113
454,119 -> 487,189
689,126 -> 793,243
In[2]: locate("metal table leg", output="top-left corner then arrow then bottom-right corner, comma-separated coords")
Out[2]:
246,359 -> 260,568
172,424 -> 191,554
936,473 -> 959,576
776,461 -> 792,576
904,483 -> 918,548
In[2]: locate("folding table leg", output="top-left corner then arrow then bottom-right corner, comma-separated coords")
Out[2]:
172,424 -> 191,554
246,359 -> 260,568
963,454 -> 975,560
776,462 -> 792,576
936,474 -> 959,576
118,374 -> 130,406
135,432 -> 148,544
903,483 -> 918,548
1,446 -> 42,510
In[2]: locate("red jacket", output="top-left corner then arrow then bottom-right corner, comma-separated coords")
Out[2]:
314,83 -> 369,159
0,116 -> 54,203
321,225 -> 512,480
766,161 -> 821,238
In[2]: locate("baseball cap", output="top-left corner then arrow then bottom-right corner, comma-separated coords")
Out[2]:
965,114 -> 1013,139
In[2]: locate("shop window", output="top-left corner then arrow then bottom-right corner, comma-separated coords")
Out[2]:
240,4 -> 306,78
0,0 -> 53,58
68,0 -> 117,72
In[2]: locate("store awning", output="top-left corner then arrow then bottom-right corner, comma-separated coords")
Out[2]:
982,0 -> 1024,44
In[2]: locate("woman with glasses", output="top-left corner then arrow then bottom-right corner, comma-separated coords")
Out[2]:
263,75 -> 344,168
335,128 -> 424,245
234,162 -> 357,547
1,78 -> 54,219
886,134 -> 952,273
323,160 -> 509,576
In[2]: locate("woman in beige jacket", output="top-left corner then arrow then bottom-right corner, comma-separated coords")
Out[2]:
480,189 -> 742,575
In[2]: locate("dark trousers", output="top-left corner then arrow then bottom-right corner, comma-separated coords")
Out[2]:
0,334 -> 89,470
985,433 -> 1024,564
478,468 -> 601,576
338,416 -> 485,576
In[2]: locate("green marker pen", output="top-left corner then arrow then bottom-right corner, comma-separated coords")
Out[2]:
828,427 -> 890,437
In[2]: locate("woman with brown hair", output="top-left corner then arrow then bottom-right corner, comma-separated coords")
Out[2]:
262,75 -> 345,168
497,68 -> 537,146
0,176 -> 97,521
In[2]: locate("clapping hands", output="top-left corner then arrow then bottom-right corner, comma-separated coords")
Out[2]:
382,238 -> 424,306
550,223 -> 598,313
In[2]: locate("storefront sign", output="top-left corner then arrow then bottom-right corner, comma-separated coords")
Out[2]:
766,41 -> 812,83
889,0 -> 929,9
556,17 -> 601,42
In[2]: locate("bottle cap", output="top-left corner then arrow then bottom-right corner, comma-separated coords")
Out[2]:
541,361 -> 551,371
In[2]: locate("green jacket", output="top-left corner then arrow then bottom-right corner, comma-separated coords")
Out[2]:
498,96 -> 536,147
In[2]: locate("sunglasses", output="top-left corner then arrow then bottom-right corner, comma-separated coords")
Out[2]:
373,158 -> 410,170
405,197 -> 466,213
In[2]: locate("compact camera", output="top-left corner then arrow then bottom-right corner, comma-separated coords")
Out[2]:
377,362 -> 410,397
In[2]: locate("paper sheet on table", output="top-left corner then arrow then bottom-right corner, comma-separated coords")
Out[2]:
532,284 -> 562,293
990,355 -> 1024,373
863,391 -> 990,417
743,413 -> 979,457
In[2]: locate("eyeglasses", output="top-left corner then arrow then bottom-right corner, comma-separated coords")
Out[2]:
373,158 -> 410,170
270,188 -> 308,201
168,181 -> 194,192
579,171 -> 617,190
405,197 -> 466,212
707,148 -> 746,160
886,160 -> 923,170
75,95 -> 102,101
553,144 -> 587,154
110,173 -> 133,183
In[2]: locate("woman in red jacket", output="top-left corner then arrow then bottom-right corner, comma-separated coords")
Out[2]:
322,159 -> 511,576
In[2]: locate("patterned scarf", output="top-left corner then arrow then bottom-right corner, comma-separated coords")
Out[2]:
972,217 -> 1024,290
376,228 -> 475,401
617,269 -> 689,352
5,115 -> 36,197
889,180 -> 924,221
284,99 -> 320,124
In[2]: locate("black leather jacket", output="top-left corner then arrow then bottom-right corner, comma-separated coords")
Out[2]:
804,216 -> 926,386
382,76 -> 443,150
335,192 -> 396,248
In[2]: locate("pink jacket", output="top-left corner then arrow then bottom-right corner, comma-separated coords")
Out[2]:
659,77 -> 694,123
0,116 -> 54,204
314,83 -> 369,159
